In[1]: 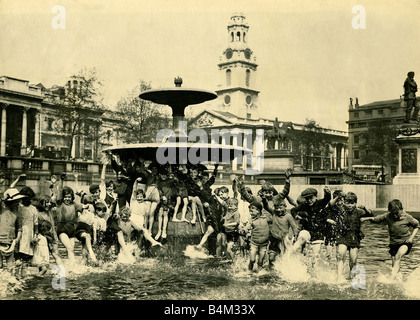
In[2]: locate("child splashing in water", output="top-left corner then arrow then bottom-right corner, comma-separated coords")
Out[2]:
334,192 -> 373,282
129,180 -> 162,248
362,199 -> 419,279
53,173 -> 82,264
75,194 -> 98,265
241,201 -> 270,273
118,206 -> 162,249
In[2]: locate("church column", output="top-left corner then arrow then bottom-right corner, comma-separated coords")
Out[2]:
1,103 -> 8,156
21,107 -> 29,155
340,145 -> 345,169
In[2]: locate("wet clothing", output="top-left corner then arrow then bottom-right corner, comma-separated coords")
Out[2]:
55,203 -> 82,238
389,243 -> 413,256
325,204 -> 350,245
336,207 -> 373,247
290,192 -> 331,241
373,211 -> 419,245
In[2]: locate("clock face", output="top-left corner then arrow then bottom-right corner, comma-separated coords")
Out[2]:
246,95 -> 252,105
225,49 -> 233,59
244,49 -> 251,59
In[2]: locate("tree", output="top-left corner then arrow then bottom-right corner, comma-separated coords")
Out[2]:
358,120 -> 399,171
53,67 -> 105,159
116,80 -> 171,143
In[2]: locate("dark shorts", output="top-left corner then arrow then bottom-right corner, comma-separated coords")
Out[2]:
224,231 -> 239,243
389,243 -> 413,256
75,222 -> 93,243
268,235 -> 282,254
56,222 -> 77,238
336,232 -> 361,248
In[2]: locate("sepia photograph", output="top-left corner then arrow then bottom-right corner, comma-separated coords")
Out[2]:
0,0 -> 419,305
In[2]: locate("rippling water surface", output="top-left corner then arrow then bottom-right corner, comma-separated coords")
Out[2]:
2,222 -> 420,300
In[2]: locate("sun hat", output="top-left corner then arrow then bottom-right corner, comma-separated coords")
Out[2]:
3,188 -> 26,202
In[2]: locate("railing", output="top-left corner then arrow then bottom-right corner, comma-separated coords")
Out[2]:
22,159 -> 44,171
71,162 -> 88,173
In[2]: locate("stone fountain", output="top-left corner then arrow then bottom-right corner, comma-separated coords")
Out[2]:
104,77 -> 251,255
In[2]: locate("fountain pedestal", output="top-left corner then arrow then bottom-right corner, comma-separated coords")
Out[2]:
393,124 -> 420,185
263,149 -> 294,172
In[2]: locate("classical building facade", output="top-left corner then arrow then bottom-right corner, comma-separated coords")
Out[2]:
0,75 -> 124,161
0,75 -> 124,194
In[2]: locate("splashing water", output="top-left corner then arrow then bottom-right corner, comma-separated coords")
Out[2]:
117,242 -> 139,264
273,253 -> 311,282
403,267 -> 420,298
0,270 -> 25,298
184,245 -> 213,259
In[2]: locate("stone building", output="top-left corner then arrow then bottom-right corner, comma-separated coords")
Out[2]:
0,75 -> 124,161
0,75 -> 124,194
346,97 -> 404,181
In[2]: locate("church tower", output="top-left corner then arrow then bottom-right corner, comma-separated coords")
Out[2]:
215,13 -> 260,119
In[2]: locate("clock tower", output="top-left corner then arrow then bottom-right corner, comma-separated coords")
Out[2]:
216,13 -> 260,119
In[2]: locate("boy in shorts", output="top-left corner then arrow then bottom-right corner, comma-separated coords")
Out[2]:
362,199 -> 419,278
241,201 -> 270,272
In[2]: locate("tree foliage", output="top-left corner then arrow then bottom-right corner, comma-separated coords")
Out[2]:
53,67 -> 105,159
359,120 -> 399,167
116,80 -> 171,143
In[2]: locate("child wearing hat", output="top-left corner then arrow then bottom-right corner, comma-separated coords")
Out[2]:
0,189 -> 24,275
241,201 -> 270,272
290,186 -> 331,257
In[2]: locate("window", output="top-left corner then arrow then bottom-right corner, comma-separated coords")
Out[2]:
243,32 -> 246,42
365,110 -> 372,116
231,32 -> 234,42
247,113 -> 251,119
224,95 -> 231,105
354,112 -> 359,118
354,135 -> 359,144
378,109 -> 384,115
245,70 -> 250,87
226,69 -> 231,86
354,150 -> 360,160
46,118 -> 53,131
236,31 -> 241,41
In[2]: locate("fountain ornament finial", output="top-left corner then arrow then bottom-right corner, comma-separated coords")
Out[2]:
174,77 -> 183,87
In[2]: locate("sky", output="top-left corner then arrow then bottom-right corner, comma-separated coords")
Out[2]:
1,0 -> 419,132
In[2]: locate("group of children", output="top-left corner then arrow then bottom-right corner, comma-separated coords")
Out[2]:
0,155 -> 419,282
